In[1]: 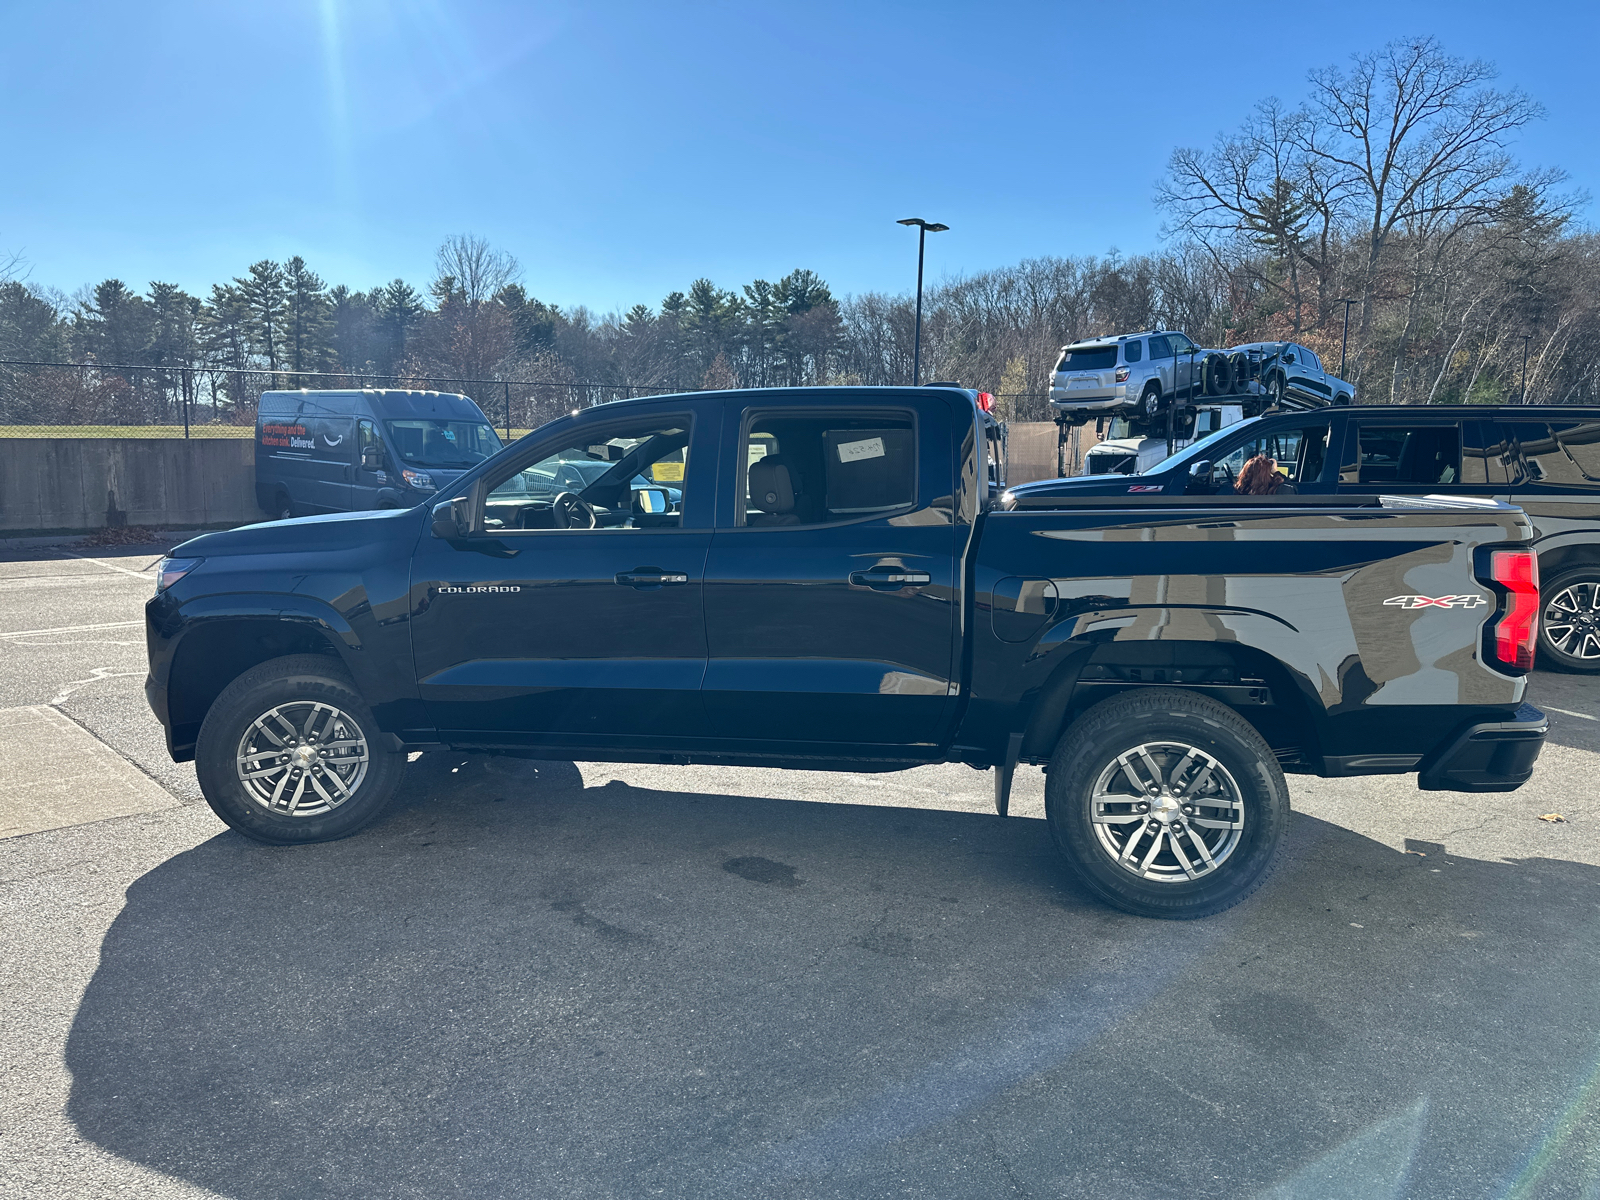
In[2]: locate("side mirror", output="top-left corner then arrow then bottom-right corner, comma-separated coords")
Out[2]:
1283,353 -> 1295,363
633,487 -> 670,515
1189,460 -> 1211,478
361,446 -> 382,470
431,496 -> 470,539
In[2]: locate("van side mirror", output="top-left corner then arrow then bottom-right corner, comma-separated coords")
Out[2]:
1189,460 -> 1211,478
431,496 -> 471,539
361,446 -> 382,470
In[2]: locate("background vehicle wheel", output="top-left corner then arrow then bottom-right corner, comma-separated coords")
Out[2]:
273,491 -> 295,521
1140,384 -> 1162,418
1203,353 -> 1232,396
195,655 -> 406,844
1539,567 -> 1600,673
1265,373 -> 1285,408
1333,392 -> 1352,406
1044,688 -> 1290,919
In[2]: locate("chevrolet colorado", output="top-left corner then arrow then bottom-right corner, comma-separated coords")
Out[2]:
146,386 -> 1547,917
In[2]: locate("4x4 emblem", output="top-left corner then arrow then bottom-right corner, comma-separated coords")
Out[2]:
1383,594 -> 1487,609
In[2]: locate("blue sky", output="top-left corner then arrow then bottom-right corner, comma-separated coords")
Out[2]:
2,0 -> 1594,313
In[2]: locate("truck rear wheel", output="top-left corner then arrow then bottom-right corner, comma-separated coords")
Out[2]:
195,655 -> 406,844
1044,688 -> 1289,918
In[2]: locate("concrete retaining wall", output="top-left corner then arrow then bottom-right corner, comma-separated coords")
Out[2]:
0,438 -> 260,535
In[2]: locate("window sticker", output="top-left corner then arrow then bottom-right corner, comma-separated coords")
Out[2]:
651,462 -> 685,482
836,436 -> 885,464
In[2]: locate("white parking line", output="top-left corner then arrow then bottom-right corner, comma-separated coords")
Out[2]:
1545,705 -> 1598,722
51,549 -> 157,579
0,621 -> 143,638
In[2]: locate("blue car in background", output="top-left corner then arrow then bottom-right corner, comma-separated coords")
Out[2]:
255,389 -> 503,519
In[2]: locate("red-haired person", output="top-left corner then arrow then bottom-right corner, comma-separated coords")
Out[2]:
1235,454 -> 1297,495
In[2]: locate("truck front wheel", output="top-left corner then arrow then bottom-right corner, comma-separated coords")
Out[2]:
1044,688 -> 1289,918
194,655 -> 406,844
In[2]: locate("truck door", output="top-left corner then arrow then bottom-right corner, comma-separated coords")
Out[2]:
699,397 -> 959,751
409,401 -> 717,747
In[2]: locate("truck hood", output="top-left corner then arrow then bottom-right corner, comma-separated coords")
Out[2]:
170,506 -> 424,558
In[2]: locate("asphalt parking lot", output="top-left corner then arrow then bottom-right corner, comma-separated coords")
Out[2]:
2,541 -> 1598,1199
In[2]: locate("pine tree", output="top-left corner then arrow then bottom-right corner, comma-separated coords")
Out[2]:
72,280 -> 153,363
281,256 -> 332,383
238,261 -> 288,373
375,278 -> 426,374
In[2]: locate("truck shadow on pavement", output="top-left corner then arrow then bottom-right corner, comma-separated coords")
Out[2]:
65,754 -> 1600,1200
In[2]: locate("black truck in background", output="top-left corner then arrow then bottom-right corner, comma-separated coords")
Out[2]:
1017,405 -> 1600,673
146,386 -> 1547,918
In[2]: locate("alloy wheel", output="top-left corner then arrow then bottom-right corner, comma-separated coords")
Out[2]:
235,701 -> 370,817
1544,582 -> 1600,661
1089,741 -> 1246,882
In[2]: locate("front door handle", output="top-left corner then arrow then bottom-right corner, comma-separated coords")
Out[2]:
850,568 -> 932,589
616,568 -> 690,588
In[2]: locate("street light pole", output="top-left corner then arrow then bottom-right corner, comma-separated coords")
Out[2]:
897,217 -> 948,386
1520,334 -> 1533,403
1336,298 -> 1357,382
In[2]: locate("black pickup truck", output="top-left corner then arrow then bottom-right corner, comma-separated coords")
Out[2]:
146,386 -> 1548,918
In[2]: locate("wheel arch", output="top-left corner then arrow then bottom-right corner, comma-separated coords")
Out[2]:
166,615 -> 353,760
1017,639 -> 1323,771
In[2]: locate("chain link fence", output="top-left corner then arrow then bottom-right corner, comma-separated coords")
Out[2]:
0,359 -> 1056,438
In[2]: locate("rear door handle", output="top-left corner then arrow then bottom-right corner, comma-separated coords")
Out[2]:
850,569 -> 931,589
616,568 -> 690,588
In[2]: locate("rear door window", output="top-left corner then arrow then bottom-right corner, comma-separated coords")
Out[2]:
1343,424 -> 1462,486
737,410 -> 916,526
1556,420 -> 1600,479
1148,336 -> 1172,360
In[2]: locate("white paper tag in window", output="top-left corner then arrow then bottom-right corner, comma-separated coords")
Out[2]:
836,436 -> 885,464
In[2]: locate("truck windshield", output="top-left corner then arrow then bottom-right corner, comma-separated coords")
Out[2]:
384,420 -> 502,468
1141,418 -> 1262,474
1057,346 -> 1118,372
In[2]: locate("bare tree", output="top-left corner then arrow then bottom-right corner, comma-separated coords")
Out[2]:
1303,36 -> 1545,368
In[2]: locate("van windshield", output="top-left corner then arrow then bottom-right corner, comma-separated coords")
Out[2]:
385,420 -> 502,468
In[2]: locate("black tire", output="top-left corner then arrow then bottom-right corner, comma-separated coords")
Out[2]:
1228,353 -> 1251,394
1333,393 -> 1352,406
1538,567 -> 1600,674
195,654 -> 406,844
1139,384 -> 1163,418
1044,688 -> 1289,919
1203,353 -> 1232,396
1265,373 -> 1286,408
273,491 -> 295,521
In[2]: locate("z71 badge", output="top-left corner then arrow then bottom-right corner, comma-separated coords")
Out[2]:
1383,594 -> 1487,609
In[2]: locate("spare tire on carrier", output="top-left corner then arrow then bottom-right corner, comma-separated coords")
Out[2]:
1228,352 -> 1251,394
1202,352 -> 1233,396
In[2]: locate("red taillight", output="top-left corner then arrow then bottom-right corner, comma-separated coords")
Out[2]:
1489,549 -> 1540,671
1115,366 -> 1130,383
976,392 -> 994,412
